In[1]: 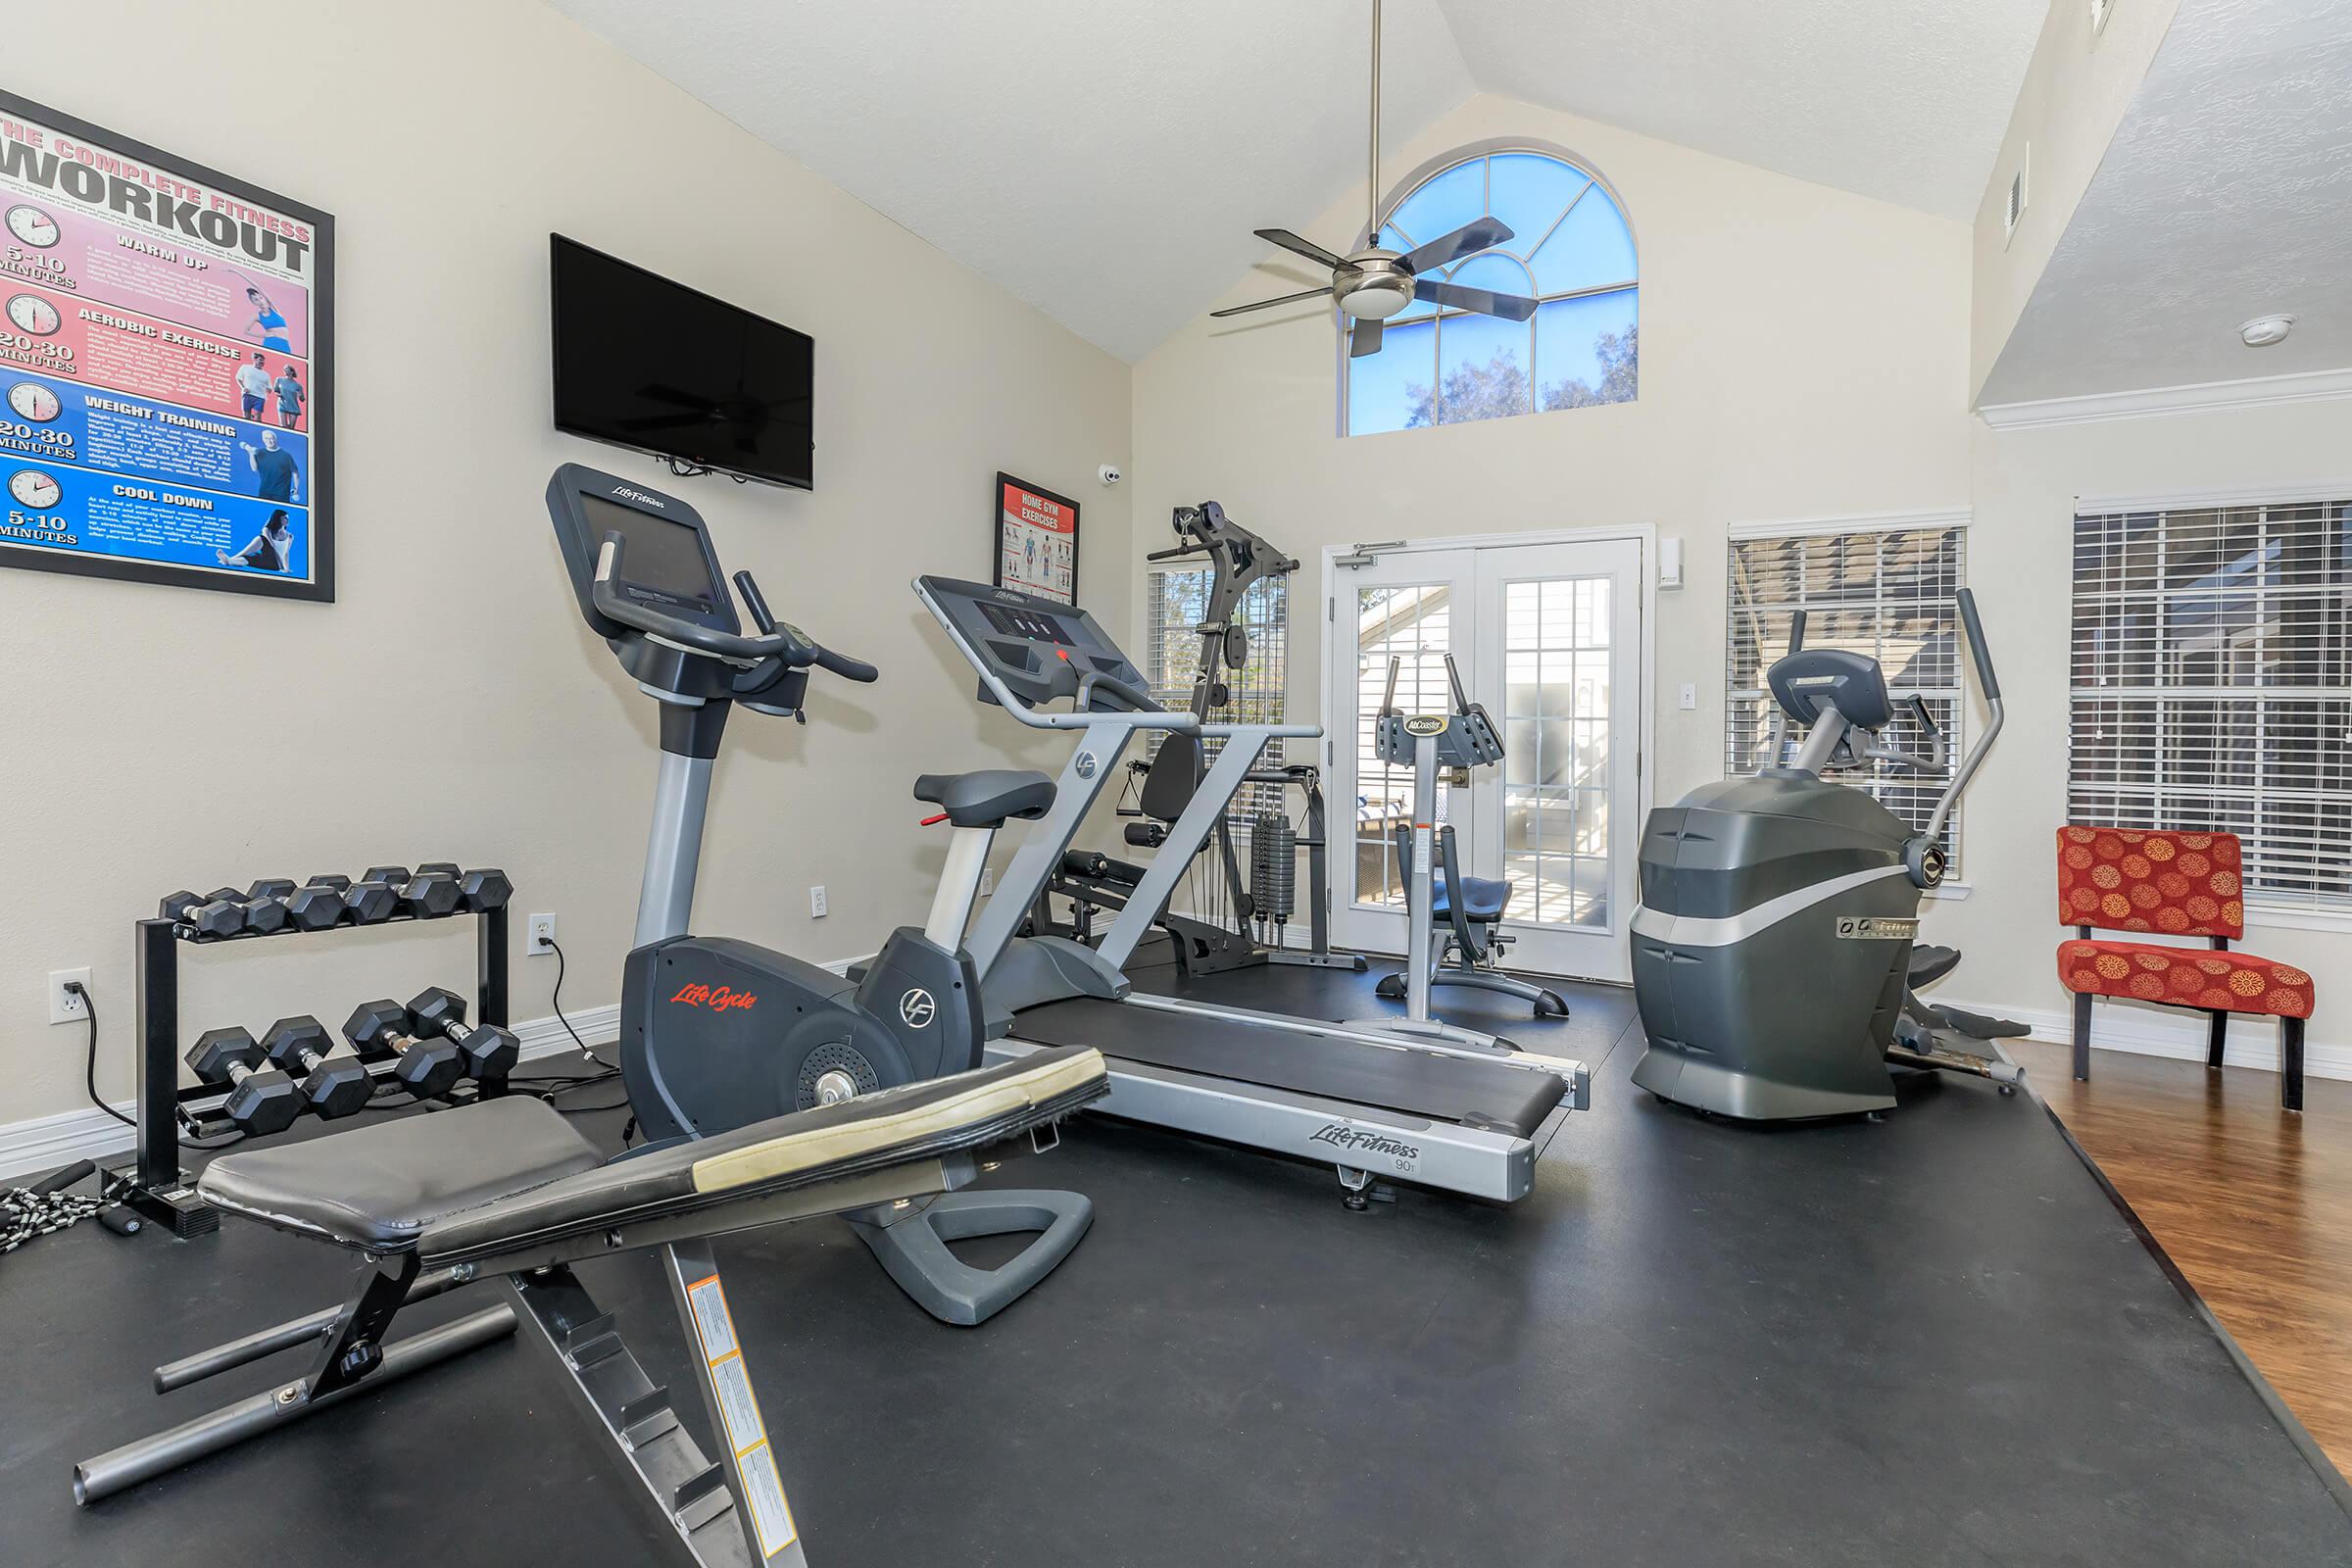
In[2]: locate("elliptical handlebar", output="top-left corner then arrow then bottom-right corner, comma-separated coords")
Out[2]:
1921,588 -> 2002,848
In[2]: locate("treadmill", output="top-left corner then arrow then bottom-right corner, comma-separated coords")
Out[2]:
914,575 -> 1590,1205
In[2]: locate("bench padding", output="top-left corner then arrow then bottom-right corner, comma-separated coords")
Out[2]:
198,1097 -> 603,1251
419,1047 -> 1105,1265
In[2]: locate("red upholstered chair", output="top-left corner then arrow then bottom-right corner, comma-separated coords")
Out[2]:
2056,826 -> 2313,1111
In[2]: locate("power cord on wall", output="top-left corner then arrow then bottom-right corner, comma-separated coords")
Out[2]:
504,938 -> 629,1115
72,980 -> 246,1152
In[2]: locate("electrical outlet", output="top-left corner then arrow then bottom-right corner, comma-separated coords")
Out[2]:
527,913 -> 557,956
49,967 -> 91,1024
979,866 -> 995,897
1679,682 -> 1697,711
809,885 -> 828,918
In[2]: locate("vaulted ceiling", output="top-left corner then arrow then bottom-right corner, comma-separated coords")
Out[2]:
552,0 -> 2048,361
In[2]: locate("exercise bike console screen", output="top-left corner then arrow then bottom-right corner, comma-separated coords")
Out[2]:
577,493 -> 724,612
917,574 -> 1152,711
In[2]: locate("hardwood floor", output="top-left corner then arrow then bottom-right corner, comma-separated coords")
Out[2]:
2010,1038 -> 2352,1478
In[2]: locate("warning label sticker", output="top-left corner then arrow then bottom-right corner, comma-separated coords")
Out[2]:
684,1273 -> 797,1559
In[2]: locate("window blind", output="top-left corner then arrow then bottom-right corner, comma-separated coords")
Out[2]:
2070,501 -> 2352,908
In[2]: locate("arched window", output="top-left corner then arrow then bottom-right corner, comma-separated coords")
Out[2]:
1345,148 -> 1638,437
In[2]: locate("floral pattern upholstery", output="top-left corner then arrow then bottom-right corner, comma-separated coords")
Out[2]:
2055,827 -> 2315,1020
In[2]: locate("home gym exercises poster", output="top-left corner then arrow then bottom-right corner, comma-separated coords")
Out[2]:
0,90 -> 332,600
995,472 -> 1079,605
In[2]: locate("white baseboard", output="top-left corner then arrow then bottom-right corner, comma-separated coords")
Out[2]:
0,1003 -> 622,1182
1943,996 -> 2350,1082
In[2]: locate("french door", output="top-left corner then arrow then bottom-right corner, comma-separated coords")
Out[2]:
1327,536 -> 1644,984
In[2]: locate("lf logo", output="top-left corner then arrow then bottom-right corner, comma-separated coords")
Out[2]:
899,988 -> 936,1027
1074,752 -> 1097,780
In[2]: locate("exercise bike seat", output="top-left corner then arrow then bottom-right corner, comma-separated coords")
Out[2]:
914,768 -> 1056,829
1431,872 -> 1510,923
198,1097 -> 604,1252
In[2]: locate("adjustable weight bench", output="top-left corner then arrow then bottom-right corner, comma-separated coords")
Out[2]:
77,1047 -> 1108,1567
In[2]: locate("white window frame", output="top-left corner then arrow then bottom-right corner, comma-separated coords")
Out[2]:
1338,137 -> 1640,439
1724,511 -> 1974,887
2069,483 -> 2352,932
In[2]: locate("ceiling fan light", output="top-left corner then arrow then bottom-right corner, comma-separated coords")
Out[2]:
1339,277 -> 1411,318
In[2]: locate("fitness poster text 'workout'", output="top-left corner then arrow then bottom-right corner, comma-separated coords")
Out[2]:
0,89 -> 332,600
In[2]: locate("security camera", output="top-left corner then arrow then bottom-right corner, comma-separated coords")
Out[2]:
1099,465 -> 1123,486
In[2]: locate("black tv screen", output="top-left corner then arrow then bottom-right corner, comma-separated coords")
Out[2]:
551,235 -> 813,490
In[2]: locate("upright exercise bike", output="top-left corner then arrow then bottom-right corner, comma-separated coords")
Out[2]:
1360,654 -> 1569,1042
548,464 -> 1092,1324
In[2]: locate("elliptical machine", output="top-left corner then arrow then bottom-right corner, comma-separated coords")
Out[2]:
547,464 -> 1092,1324
1629,590 -> 2024,1120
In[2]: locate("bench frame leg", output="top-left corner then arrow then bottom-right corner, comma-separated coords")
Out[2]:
2071,990 -> 2093,1081
74,1250 -> 514,1505
2281,1016 -> 2306,1113
2206,1010 -> 2230,1071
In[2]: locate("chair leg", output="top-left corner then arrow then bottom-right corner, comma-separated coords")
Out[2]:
2206,1011 -> 2230,1071
2071,990 -> 2093,1081
2280,1016 -> 2305,1113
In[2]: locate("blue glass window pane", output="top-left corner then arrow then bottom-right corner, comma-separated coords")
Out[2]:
1487,153 -> 1590,253
1534,288 -> 1638,410
1434,310 -> 1534,425
1384,159 -> 1483,253
1442,251 -> 1537,299
1529,186 -> 1637,295
1348,318 -> 1438,435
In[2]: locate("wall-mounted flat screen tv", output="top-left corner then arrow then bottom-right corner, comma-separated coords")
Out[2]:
551,234 -> 813,490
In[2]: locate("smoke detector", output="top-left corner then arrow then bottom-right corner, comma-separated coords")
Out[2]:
2239,315 -> 2295,348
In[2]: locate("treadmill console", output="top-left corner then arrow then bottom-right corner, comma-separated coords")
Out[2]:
547,464 -> 737,643
917,575 -> 1156,712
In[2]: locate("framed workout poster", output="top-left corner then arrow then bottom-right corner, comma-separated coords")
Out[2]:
0,90 -> 333,601
994,471 -> 1079,605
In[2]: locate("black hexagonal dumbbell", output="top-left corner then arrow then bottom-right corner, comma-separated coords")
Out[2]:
343,999 -> 466,1100
159,887 -> 252,940
240,879 -> 296,937
261,1014 -> 374,1119
454,868 -> 513,912
398,869 -> 462,919
184,1027 -> 304,1136
281,877 -> 348,931
405,986 -> 520,1082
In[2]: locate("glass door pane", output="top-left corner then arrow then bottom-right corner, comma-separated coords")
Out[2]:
1352,582 -> 1453,907
1500,575 -> 1615,928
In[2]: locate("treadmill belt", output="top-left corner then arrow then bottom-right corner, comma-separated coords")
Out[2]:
1013,997 -> 1564,1139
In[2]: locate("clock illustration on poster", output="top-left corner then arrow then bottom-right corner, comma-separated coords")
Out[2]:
10,469 -> 63,509
7,382 -> 61,422
6,205 -> 60,248
6,294 -> 61,335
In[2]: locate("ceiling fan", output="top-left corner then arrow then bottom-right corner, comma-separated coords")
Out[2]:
1211,0 -> 1538,358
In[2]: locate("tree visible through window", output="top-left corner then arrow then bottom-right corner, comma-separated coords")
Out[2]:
1347,149 -> 1639,437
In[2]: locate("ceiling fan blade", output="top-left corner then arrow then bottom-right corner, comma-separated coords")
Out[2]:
1210,285 -> 1336,319
1413,278 -> 1540,321
1402,217 -> 1515,273
1253,228 -> 1348,270
1348,316 -> 1385,358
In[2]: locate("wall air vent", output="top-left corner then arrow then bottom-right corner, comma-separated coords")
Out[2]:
2004,149 -> 2031,245
2091,0 -> 2117,36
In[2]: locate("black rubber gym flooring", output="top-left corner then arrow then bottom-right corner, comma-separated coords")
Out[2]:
8,956 -> 2351,1567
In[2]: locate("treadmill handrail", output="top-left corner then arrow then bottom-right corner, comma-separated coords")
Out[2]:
1200,720 -> 1325,741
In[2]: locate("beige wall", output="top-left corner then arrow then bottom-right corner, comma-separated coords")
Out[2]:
1936,398 -> 2352,1069
1971,0 -> 2180,399
1,0 -> 1130,1147
1131,91 -> 1975,858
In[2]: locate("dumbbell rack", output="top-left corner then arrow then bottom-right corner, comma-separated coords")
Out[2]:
122,894 -> 512,1239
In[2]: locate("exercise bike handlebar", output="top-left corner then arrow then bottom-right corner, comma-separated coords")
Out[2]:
595,533 -> 875,680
